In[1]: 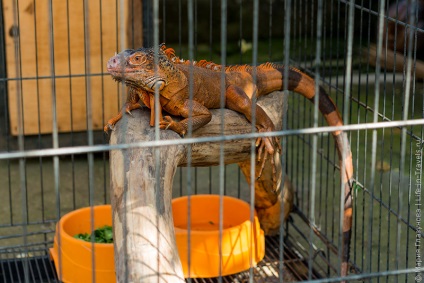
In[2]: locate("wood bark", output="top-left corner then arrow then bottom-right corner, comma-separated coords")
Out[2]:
109,91 -> 293,282
368,43 -> 424,80
109,113 -> 186,283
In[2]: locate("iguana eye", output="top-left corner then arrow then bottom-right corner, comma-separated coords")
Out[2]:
132,55 -> 143,64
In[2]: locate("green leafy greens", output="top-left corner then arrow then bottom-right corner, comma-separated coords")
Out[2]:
74,225 -> 113,243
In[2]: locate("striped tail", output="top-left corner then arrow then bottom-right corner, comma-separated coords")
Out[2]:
261,65 -> 354,279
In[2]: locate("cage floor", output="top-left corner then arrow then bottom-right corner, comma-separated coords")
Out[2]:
0,234 -> 324,283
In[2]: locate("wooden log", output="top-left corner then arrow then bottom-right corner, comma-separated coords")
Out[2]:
109,91 -> 291,282
109,116 -> 186,282
367,43 -> 424,80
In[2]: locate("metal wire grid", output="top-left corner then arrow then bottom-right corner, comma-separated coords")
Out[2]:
0,220 -> 336,283
0,0 -> 423,282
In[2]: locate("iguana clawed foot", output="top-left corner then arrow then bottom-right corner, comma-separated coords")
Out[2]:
255,129 -> 281,188
159,116 -> 187,136
103,101 -> 142,133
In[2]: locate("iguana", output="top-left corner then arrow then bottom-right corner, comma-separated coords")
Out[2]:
105,44 -> 354,278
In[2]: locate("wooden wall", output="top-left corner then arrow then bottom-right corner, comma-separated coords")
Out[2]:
2,0 -> 143,136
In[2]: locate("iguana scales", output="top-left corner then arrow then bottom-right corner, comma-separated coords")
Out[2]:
105,44 -> 354,278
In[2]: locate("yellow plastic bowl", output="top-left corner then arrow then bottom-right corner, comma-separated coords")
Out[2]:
49,205 -> 115,283
172,195 -> 265,278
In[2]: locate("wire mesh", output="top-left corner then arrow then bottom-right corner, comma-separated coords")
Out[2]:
0,0 -> 423,282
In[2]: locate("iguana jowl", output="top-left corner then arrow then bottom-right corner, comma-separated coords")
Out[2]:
105,44 -> 354,278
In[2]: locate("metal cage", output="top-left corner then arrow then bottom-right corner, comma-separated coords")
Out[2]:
0,0 -> 423,282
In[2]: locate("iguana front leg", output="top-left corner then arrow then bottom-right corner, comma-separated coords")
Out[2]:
104,88 -> 142,132
225,85 -> 281,187
160,100 -> 212,136
148,93 -> 164,127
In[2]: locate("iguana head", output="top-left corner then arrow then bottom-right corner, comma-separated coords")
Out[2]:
107,47 -> 179,92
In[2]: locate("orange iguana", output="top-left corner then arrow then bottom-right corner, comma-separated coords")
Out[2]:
105,44 -> 354,278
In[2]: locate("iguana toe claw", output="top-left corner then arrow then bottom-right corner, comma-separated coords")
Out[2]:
103,123 -> 115,135
255,137 -> 261,148
255,129 -> 280,186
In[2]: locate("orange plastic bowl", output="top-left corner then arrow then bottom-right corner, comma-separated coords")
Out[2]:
172,195 -> 265,278
49,205 -> 115,283
50,197 -> 265,281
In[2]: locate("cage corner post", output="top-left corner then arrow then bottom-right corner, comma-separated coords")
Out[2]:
109,109 -> 186,283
